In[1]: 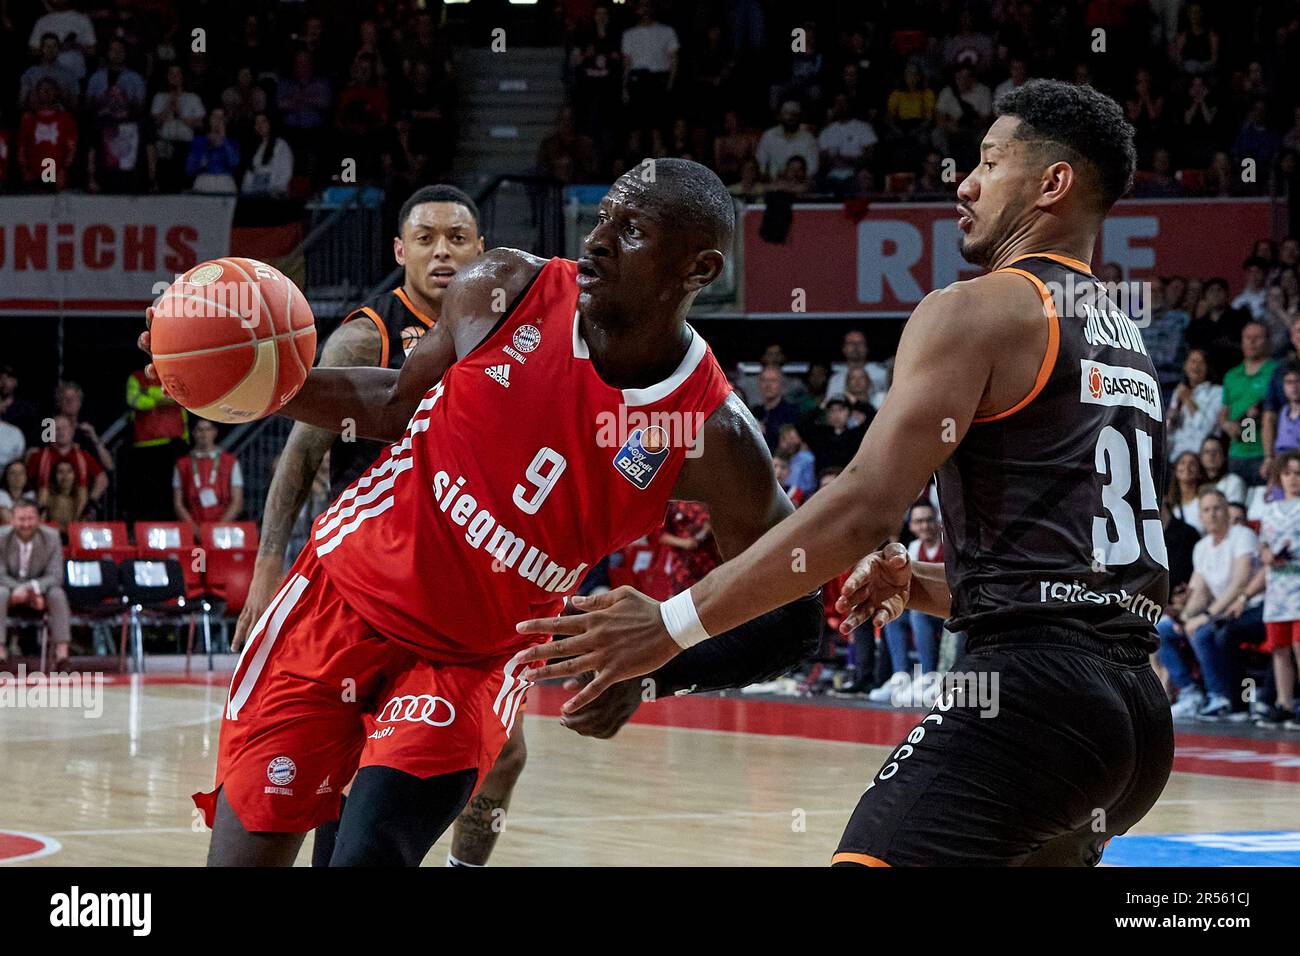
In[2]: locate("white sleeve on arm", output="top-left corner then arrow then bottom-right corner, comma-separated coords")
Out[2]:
1232,526 -> 1259,560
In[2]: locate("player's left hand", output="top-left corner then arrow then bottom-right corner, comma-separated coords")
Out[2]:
514,586 -> 680,714
834,541 -> 912,634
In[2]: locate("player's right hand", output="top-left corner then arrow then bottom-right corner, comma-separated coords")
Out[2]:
231,556 -> 283,652
139,306 -> 157,382
834,541 -> 912,634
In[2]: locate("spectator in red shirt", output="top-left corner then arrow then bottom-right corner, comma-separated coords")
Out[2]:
659,500 -> 720,594
173,419 -> 244,534
335,53 -> 388,132
54,381 -> 112,473
18,78 -> 77,190
26,415 -> 107,514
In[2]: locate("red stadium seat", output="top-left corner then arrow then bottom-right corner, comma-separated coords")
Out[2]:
134,522 -> 202,598
67,522 -> 136,564
199,522 -> 259,614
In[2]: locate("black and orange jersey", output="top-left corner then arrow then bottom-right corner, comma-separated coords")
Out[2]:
935,253 -> 1169,648
329,287 -> 435,499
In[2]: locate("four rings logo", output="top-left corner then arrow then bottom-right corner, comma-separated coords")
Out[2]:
376,694 -> 457,727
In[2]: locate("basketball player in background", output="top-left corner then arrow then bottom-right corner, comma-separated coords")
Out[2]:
231,185 -> 546,867
143,159 -> 821,866
516,80 -> 1175,866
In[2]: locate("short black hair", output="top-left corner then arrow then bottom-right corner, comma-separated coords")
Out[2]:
1204,277 -> 1229,293
994,79 -> 1136,210
397,184 -> 480,236
623,158 -> 735,250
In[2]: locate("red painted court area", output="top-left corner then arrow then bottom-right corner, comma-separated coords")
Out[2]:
101,672 -> 1300,785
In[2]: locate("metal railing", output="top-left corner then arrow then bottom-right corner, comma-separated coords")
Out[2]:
295,183 -> 388,321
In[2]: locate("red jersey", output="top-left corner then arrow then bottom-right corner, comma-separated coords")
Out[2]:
312,257 -> 732,662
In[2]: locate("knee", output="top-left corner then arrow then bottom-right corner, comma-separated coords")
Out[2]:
1189,623 -> 1217,650
44,586 -> 68,609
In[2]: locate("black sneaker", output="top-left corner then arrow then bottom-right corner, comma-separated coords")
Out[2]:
1254,704 -> 1292,728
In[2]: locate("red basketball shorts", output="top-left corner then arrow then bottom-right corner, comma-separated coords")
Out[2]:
192,546 -> 534,833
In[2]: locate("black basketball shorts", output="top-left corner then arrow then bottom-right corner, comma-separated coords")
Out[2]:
832,624 -> 1174,866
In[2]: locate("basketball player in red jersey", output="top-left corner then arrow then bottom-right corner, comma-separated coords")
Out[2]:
233,185 -> 551,868
517,80 -> 1176,866
140,158 -> 821,866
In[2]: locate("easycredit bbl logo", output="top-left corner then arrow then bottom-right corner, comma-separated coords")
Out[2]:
1079,359 -> 1162,422
595,407 -> 706,456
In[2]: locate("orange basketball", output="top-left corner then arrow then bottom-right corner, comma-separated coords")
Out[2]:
150,257 -> 317,423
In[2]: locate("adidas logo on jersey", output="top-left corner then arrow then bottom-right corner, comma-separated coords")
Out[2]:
485,363 -> 512,388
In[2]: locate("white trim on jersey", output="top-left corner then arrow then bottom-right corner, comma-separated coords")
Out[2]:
315,457 -> 414,544
315,494 -> 401,557
226,572 -> 311,721
493,655 -> 533,733
570,308 -> 709,407
315,390 -> 442,556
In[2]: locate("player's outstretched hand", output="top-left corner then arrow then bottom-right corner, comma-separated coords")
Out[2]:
138,306 -> 158,383
513,586 -> 680,714
558,673 -> 642,738
231,556 -> 286,651
834,541 -> 912,635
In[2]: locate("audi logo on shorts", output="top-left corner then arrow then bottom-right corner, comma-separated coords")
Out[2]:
376,694 -> 457,727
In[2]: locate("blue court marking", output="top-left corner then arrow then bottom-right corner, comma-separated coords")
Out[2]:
1104,831 -> 1300,866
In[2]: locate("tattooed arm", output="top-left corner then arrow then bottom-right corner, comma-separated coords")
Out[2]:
230,319 -> 382,650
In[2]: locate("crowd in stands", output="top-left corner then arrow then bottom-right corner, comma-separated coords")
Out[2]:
548,0 -> 1300,224
1,363 -> 243,535
0,0 -> 456,196
0,359 -> 248,662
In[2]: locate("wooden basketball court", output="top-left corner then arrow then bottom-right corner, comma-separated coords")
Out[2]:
2,670 -> 1298,866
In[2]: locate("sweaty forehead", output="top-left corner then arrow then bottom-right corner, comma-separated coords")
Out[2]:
605,177 -> 667,218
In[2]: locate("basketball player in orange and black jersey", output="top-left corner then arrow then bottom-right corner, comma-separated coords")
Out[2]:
233,184 -> 565,868
516,80 -> 1176,866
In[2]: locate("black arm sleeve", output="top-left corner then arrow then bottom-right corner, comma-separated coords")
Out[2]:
646,590 -> 823,697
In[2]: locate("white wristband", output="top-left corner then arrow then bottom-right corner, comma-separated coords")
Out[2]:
660,588 -> 711,649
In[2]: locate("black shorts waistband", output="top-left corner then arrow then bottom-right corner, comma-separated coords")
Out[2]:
965,624 -> 1151,665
